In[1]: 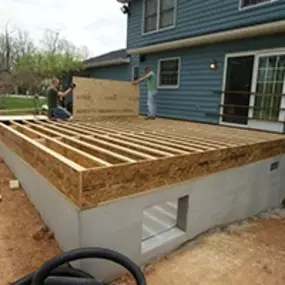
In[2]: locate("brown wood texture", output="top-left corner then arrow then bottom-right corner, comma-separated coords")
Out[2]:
2,118 -> 285,209
81,139 -> 285,208
11,122 -> 103,169
73,77 -> 139,120
0,123 -> 83,206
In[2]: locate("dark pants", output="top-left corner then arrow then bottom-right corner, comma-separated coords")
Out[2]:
52,106 -> 71,119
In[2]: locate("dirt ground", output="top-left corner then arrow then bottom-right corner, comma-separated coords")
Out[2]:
0,160 -> 61,285
116,216 -> 285,285
1,160 -> 285,285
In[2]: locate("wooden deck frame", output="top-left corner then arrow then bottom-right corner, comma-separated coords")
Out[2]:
1,118 -> 285,209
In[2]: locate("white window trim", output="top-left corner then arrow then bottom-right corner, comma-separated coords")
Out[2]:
157,57 -> 181,89
239,0 -> 279,11
142,0 -> 177,36
131,65 -> 139,81
220,47 -> 285,130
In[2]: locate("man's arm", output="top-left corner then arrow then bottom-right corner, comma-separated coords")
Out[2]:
133,72 -> 152,85
58,87 -> 73,98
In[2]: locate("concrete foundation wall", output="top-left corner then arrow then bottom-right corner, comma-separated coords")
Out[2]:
0,143 -> 80,252
1,142 -> 285,281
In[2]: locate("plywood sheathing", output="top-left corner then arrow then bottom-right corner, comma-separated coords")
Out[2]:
73,77 -> 139,120
1,118 -> 285,209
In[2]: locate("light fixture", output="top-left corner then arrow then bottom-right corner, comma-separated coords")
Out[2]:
120,5 -> 130,14
210,60 -> 217,70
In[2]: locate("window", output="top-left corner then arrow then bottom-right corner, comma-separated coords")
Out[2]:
253,54 -> 285,121
158,58 -> 180,88
240,0 -> 276,9
132,66 -> 139,81
143,0 -> 175,34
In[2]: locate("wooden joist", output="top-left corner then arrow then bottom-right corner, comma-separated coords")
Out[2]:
24,121 -> 136,164
54,122 -> 178,157
12,121 -> 111,168
1,117 -> 285,209
0,123 -> 83,205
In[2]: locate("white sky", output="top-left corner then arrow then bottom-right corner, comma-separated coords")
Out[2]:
0,0 -> 127,57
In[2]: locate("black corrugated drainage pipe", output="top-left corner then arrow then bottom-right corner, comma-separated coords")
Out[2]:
11,247 -> 146,285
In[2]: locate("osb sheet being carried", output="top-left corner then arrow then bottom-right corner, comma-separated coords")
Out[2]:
1,118 -> 285,209
73,77 -> 139,120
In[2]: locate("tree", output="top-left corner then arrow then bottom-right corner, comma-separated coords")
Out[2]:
13,52 -> 84,91
0,26 -> 88,94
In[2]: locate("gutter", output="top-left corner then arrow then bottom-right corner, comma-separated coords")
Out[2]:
128,19 -> 285,55
84,58 -> 130,69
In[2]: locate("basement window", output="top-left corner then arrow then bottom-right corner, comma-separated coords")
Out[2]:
240,0 -> 276,9
158,57 -> 181,88
143,0 -> 176,34
141,196 -> 188,254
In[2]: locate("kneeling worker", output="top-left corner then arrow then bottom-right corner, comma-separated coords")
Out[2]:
47,78 -> 76,120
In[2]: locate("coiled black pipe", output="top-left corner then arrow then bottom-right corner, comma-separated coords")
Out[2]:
11,247 -> 146,285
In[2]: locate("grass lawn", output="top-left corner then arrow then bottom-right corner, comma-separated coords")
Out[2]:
1,96 -> 47,110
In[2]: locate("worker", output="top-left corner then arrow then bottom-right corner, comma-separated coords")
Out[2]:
46,78 -> 75,120
132,66 -> 157,120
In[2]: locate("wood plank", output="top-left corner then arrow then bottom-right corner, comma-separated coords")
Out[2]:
12,121 -> 110,168
119,132 -> 216,151
25,122 -> 135,164
89,122 -> 237,148
73,77 -> 139,120
65,122 -> 200,153
81,122 -> 220,150
81,138 -> 285,208
0,123 -> 83,205
39,122 -> 161,160
54,122 -> 176,157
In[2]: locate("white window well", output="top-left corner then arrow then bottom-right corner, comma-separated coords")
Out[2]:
141,196 -> 188,254
158,57 -> 180,88
143,0 -> 176,34
240,0 -> 277,9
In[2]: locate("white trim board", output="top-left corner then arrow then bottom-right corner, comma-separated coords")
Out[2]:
84,58 -> 130,69
239,0 -> 279,11
157,57 -> 181,89
220,47 -> 285,132
141,0 -> 177,36
129,19 -> 285,55
131,65 -> 140,81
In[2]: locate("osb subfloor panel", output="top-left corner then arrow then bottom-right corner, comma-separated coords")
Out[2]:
115,215 -> 285,285
0,160 -> 61,285
1,117 -> 285,208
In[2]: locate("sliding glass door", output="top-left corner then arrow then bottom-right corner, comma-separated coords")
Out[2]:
252,54 -> 285,122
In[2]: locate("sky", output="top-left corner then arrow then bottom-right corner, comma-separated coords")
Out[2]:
0,0 -> 127,58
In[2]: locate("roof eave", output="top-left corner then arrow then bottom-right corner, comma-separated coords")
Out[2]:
84,58 -> 130,69
128,19 -> 285,55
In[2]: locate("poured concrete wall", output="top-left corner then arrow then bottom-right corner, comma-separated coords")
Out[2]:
1,141 -> 285,281
0,143 -> 80,252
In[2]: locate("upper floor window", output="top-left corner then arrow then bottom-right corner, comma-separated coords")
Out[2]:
158,57 -> 180,88
240,0 -> 276,9
143,0 -> 176,34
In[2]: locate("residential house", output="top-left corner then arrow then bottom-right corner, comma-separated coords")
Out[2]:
118,0 -> 285,133
79,48 -> 130,81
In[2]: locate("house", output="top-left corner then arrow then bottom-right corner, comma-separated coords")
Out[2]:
63,48 -> 131,112
117,0 -> 285,133
78,48 -> 130,81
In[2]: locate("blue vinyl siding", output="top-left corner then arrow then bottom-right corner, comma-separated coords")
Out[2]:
127,0 -> 285,49
136,34 -> 285,123
89,64 -> 130,81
